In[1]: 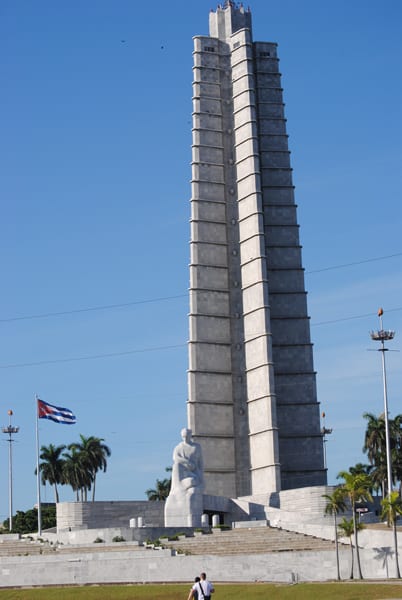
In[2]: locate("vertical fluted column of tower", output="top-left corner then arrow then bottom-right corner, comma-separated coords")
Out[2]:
253,42 -> 326,489
188,34 -> 238,498
230,27 -> 281,495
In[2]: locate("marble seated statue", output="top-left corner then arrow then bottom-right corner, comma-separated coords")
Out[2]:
164,428 -> 204,527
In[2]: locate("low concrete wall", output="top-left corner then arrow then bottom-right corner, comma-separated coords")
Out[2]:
0,545 -> 395,587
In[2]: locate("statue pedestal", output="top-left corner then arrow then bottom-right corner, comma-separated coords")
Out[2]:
164,490 -> 203,527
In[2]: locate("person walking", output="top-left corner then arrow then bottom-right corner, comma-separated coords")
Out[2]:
187,576 -> 201,600
188,572 -> 214,600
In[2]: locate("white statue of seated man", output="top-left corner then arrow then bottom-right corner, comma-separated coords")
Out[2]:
164,428 -> 204,527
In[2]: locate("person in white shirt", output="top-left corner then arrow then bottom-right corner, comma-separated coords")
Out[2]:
187,576 -> 201,600
188,572 -> 214,600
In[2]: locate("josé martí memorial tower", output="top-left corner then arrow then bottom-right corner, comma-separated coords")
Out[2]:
187,2 -> 327,503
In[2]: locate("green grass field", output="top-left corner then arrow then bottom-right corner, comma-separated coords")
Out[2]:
1,582 -> 402,600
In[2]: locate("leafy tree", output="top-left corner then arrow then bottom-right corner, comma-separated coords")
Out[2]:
381,491 -> 402,578
337,470 -> 373,579
37,443 -> 66,503
2,506 -> 56,535
323,488 -> 347,580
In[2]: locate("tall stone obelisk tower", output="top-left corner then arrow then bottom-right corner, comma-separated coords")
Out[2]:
187,2 -> 326,501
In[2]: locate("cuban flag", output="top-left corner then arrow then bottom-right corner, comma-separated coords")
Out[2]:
37,399 -> 76,425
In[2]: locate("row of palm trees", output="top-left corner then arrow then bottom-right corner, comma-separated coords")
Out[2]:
38,435 -> 111,503
324,469 -> 402,581
322,412 -> 402,581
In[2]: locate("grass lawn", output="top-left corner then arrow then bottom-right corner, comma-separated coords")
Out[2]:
1,582 -> 402,599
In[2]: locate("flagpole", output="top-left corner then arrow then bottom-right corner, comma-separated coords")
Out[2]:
35,394 -> 42,537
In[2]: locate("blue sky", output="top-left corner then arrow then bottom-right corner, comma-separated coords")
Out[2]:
0,0 -> 401,522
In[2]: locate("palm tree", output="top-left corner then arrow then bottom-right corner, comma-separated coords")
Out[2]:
146,477 -> 171,501
62,447 -> 92,501
390,415 -> 402,492
89,437 -> 111,501
392,450 -> 402,495
323,488 -> 347,580
371,462 -> 388,498
363,412 -> 402,496
37,443 -> 66,503
337,516 -> 363,579
349,463 -> 374,494
349,463 -> 373,477
363,412 -> 386,466
68,435 -> 111,501
337,470 -> 373,579
381,491 -> 402,578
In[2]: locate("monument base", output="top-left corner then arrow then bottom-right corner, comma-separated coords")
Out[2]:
164,491 -> 203,528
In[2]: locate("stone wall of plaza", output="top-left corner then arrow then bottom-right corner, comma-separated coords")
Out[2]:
0,546 -> 398,587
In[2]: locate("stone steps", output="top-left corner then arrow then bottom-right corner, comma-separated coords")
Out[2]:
0,540 -> 145,557
55,543 -> 145,555
0,526 -> 340,557
0,541 -> 45,556
161,527 -> 338,556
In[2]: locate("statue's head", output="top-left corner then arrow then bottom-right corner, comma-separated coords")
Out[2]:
181,427 -> 192,441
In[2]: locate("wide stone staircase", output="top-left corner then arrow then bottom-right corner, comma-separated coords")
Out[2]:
0,525 -> 341,558
0,538 -> 146,557
160,526 -> 338,556
0,539 -> 45,557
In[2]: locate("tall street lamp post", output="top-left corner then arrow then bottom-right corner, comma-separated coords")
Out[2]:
370,307 -> 395,498
2,410 -> 20,531
321,411 -> 333,471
